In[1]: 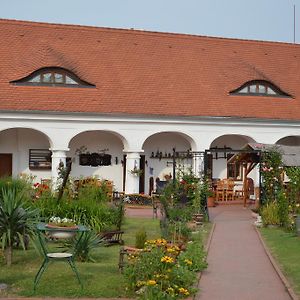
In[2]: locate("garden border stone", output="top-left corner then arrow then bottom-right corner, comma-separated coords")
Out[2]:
255,226 -> 298,300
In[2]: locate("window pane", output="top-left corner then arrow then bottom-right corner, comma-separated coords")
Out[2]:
42,73 -> 52,83
267,87 -> 277,95
258,85 -> 266,93
249,85 -> 256,93
65,76 -> 77,84
28,75 -> 41,83
239,87 -> 248,93
54,73 -> 64,83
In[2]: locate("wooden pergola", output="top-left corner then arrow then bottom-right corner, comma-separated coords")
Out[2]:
228,143 -> 300,207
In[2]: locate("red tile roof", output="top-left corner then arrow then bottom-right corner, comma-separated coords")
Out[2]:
1,18 -> 300,120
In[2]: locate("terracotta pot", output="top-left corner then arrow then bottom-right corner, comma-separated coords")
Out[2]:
207,196 -> 215,207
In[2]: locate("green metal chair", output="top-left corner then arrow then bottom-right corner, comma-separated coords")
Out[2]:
34,223 -> 87,291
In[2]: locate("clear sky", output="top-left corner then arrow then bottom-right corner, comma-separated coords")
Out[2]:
1,0 -> 300,43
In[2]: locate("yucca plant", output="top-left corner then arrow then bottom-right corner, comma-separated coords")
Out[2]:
72,231 -> 103,262
0,188 -> 39,266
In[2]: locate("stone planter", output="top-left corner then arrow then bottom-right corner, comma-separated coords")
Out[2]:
46,224 -> 78,239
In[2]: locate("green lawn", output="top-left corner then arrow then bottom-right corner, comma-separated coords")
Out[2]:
260,227 -> 300,296
0,218 -> 211,298
0,217 -> 161,298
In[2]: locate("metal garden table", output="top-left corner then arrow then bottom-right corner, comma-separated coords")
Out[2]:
34,222 -> 88,291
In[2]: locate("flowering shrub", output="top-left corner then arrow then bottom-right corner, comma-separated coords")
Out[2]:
124,238 -> 207,299
33,182 -> 50,199
261,149 -> 283,203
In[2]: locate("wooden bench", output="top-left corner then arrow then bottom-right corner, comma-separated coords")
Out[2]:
118,246 -> 143,272
99,230 -> 124,246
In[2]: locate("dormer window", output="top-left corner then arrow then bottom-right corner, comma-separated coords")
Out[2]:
230,80 -> 290,97
11,67 -> 95,88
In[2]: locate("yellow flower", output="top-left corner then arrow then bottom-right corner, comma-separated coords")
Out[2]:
167,287 -> 174,294
136,280 -> 145,287
178,287 -> 189,296
161,256 -> 174,263
184,259 -> 193,265
147,280 -> 157,286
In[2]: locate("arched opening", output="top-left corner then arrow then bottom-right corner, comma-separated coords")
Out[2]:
0,128 -> 51,182
142,131 -> 194,195
208,134 -> 257,204
276,136 -> 300,146
209,134 -> 255,180
68,130 -> 125,192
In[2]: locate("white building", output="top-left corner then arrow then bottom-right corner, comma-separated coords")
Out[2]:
0,19 -> 299,194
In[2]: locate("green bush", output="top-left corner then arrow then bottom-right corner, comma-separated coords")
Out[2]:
31,196 -> 123,232
261,202 -> 280,226
124,238 -> 207,299
135,228 -> 147,249
0,187 -> 39,266
72,231 -> 103,262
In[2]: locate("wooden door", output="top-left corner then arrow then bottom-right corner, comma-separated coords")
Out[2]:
0,154 -> 12,177
139,155 -> 145,194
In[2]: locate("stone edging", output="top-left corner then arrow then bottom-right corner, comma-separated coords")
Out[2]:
254,226 -> 299,300
190,222 -> 216,300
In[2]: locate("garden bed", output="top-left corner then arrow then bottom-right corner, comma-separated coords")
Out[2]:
0,218 -> 212,298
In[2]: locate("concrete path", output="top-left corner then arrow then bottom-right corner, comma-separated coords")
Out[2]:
198,205 -> 292,300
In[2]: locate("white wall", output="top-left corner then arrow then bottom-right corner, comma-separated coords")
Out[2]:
0,112 -> 300,193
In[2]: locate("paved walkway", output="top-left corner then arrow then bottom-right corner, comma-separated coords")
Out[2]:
198,205 -> 292,300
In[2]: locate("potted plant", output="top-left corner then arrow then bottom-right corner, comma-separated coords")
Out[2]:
200,177 -> 215,207
46,216 -> 78,239
129,167 -> 143,177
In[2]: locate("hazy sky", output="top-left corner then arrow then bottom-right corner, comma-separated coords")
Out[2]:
1,0 -> 300,43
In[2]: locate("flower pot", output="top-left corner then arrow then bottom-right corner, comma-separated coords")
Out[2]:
46,224 -> 78,239
207,196 -> 215,207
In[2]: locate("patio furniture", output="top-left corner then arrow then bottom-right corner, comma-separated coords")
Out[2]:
34,223 -> 88,291
118,246 -> 143,273
216,180 -> 225,201
223,179 -> 235,201
99,230 -> 124,246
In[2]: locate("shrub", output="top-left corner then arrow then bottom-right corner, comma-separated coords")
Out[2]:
72,231 -> 103,262
31,196 -> 122,232
0,188 -> 39,266
124,238 -> 207,299
261,202 -> 280,226
135,228 -> 147,249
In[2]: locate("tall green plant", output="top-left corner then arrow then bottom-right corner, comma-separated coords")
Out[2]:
0,188 -> 39,266
285,166 -> 300,210
261,148 -> 284,203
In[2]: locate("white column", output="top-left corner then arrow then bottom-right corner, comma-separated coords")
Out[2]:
51,149 -> 68,189
193,155 -> 202,177
124,151 -> 142,194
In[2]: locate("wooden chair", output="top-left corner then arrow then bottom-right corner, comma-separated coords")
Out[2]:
224,179 -> 235,201
216,180 -> 225,202
118,246 -> 143,273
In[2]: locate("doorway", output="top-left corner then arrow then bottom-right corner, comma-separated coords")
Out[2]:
0,154 -> 12,177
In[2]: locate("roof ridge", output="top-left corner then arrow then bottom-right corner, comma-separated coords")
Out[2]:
0,18 -> 299,48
